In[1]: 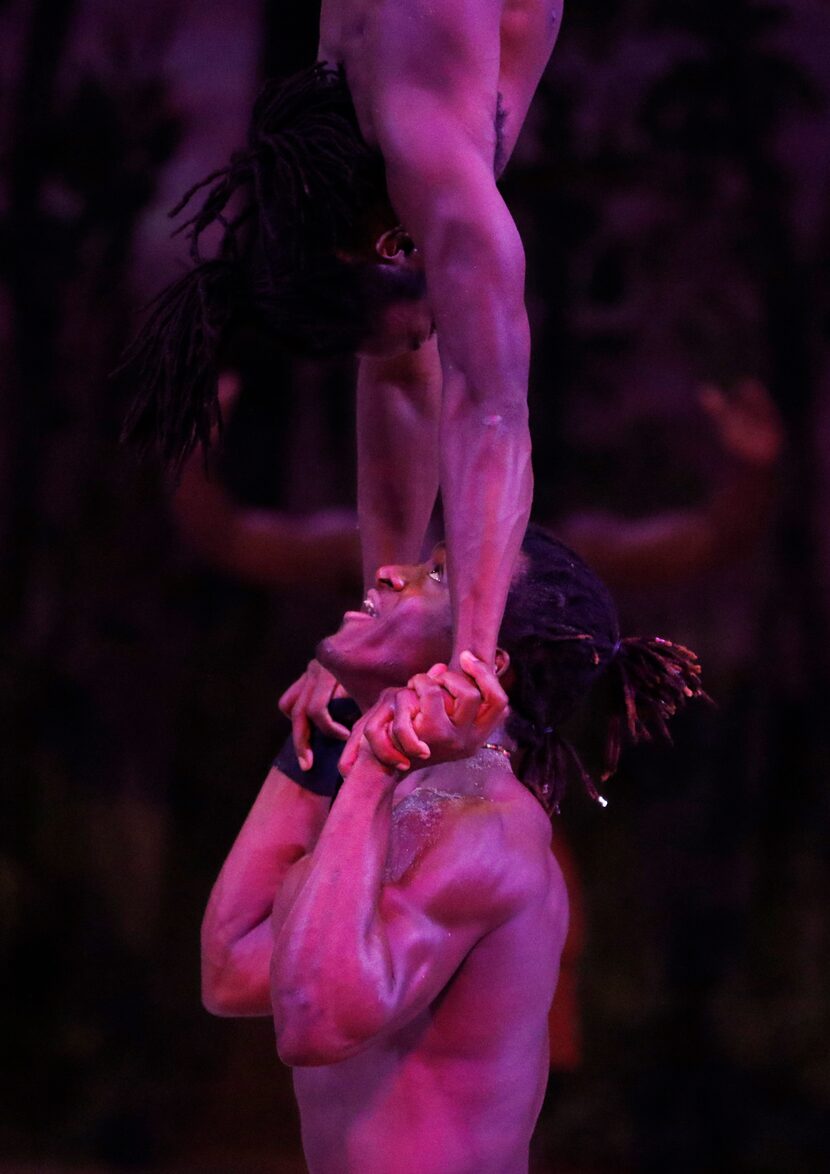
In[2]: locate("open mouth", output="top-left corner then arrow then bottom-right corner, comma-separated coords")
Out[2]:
343,589 -> 381,624
362,590 -> 380,618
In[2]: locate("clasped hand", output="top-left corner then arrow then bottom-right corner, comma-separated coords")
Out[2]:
339,651 -> 508,778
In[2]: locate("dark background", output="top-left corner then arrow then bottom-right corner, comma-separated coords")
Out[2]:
2,1 -> 830,1171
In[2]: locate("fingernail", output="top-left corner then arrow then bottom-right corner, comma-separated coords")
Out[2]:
300,753 -> 312,771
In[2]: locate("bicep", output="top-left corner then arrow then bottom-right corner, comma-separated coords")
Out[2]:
202,919 -> 274,1018
374,86 -> 527,385
271,853 -> 316,948
374,0 -> 504,115
201,771 -> 330,1016
371,808 -> 523,1032
370,887 -> 486,1033
372,0 -> 505,215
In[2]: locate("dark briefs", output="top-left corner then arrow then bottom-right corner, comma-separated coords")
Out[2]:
273,697 -> 362,799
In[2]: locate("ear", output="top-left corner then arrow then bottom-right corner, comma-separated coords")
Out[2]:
374,226 -> 416,264
494,647 -> 511,678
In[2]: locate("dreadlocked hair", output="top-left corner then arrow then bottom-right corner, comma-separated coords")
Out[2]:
121,64 -> 414,470
501,527 -> 707,816
118,259 -> 240,470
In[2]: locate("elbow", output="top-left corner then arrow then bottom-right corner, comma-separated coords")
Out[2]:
275,1026 -> 353,1068
275,1023 -> 375,1068
201,925 -> 239,1017
272,981 -> 386,1067
202,986 -> 236,1019
201,949 -> 270,1018
201,965 -> 253,1018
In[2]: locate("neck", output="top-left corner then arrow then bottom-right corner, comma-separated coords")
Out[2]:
395,713 -> 517,799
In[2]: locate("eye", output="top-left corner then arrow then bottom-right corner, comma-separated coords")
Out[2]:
428,564 -> 443,582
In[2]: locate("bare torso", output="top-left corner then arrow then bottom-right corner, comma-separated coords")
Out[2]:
318,0 -> 564,174
288,771 -> 568,1174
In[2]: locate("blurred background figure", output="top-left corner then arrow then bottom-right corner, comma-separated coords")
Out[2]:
557,378 -> 783,586
173,370 -> 361,591
2,1 -> 830,1172
531,376 -> 785,1172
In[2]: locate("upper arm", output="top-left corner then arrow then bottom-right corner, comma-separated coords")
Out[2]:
365,801 -> 541,1036
367,6 -> 530,403
201,769 -> 330,1018
371,1 -> 519,272
372,0 -> 504,159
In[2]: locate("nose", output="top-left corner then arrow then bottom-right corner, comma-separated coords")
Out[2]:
376,564 -> 412,591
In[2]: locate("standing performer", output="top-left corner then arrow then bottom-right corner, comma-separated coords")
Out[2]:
201,528 -> 705,1173
124,1 -> 564,746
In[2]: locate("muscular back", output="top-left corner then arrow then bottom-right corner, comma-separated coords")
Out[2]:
289,768 -> 568,1174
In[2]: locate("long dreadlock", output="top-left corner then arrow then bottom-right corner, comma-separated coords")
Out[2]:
502,527 -> 708,815
120,64 -> 403,472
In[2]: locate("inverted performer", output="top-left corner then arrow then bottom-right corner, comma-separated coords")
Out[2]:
124,0 -> 565,729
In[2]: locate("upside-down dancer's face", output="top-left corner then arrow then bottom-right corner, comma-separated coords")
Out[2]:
353,225 -> 436,358
317,546 -> 452,703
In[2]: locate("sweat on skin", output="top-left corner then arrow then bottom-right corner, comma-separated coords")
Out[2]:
201,547 -> 569,1174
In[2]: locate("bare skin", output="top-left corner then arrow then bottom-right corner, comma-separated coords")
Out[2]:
322,0 -> 564,675
202,548 -> 568,1174
173,374 -> 362,590
557,379 -> 784,585
280,0 -> 563,760
281,377 -> 782,767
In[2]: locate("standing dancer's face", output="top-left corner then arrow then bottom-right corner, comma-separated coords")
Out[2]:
317,546 -> 452,702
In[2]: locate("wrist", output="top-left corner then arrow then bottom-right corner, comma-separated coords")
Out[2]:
347,747 -> 402,788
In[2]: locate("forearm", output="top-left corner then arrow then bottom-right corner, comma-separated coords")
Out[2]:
435,243 -> 532,667
418,188 -> 532,664
271,758 -> 399,1062
386,151 -> 534,662
201,769 -> 330,1016
357,347 -> 441,588
441,375 -> 532,666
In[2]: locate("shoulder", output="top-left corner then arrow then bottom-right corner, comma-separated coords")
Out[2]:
388,772 -> 554,929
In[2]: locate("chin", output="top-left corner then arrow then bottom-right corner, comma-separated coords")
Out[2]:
318,605 -> 452,699
316,632 -> 419,702
315,635 -> 344,678
315,634 -> 383,697
355,334 -> 413,360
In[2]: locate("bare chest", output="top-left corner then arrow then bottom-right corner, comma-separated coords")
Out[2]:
384,787 -> 471,884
